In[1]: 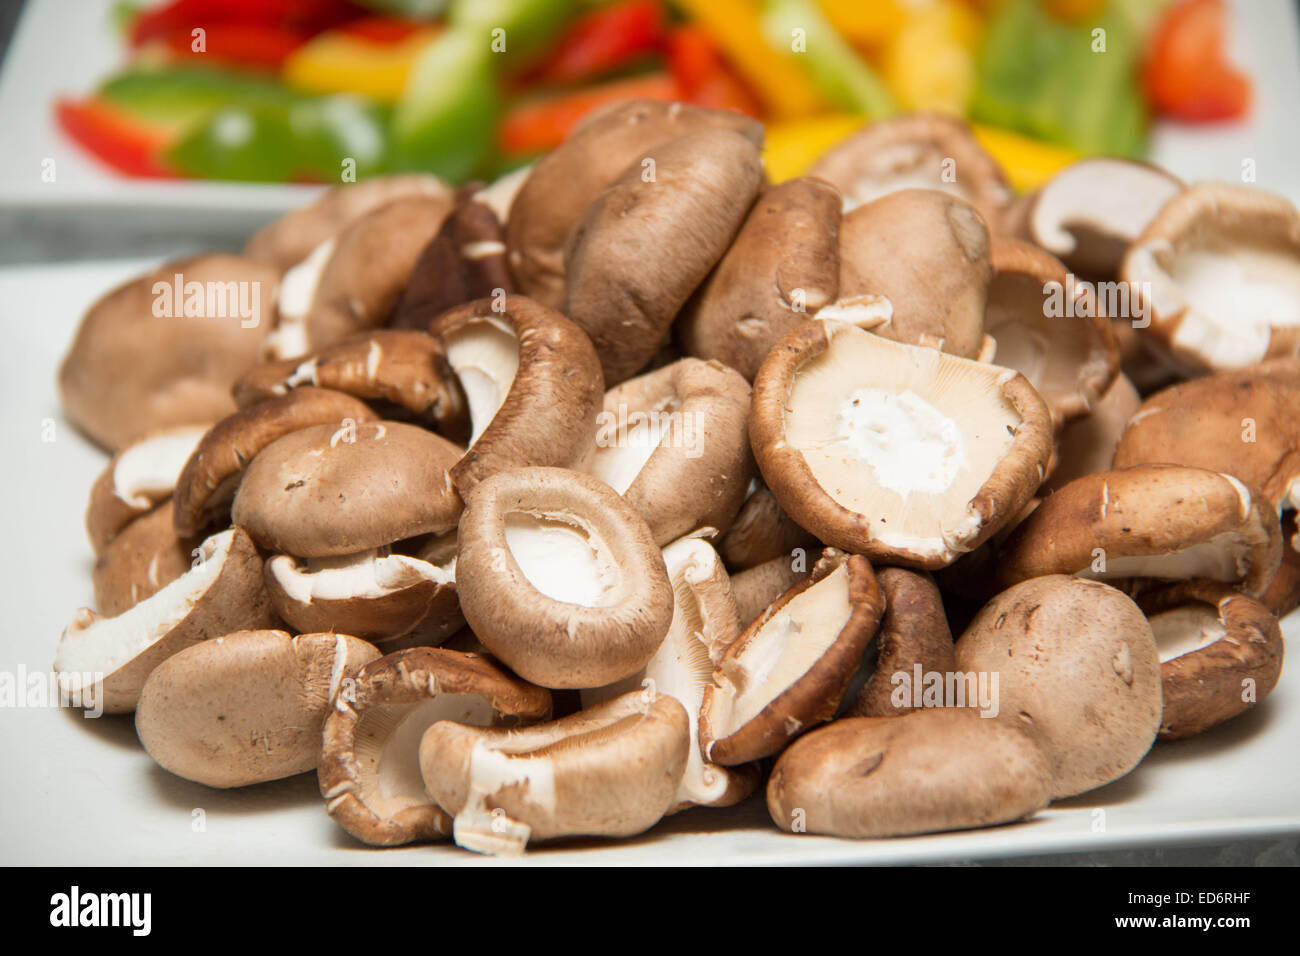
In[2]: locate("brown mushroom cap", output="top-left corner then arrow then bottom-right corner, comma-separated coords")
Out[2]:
984,238 -> 1118,431
589,358 -> 754,545
245,174 -> 451,271
506,99 -> 763,309
419,690 -> 689,854
390,187 -> 514,331
59,254 -> 278,451
93,500 -> 202,617
318,646 -> 551,847
263,549 -> 459,645
699,550 -> 884,765
809,113 -> 1013,226
998,465 -> 1283,597
302,195 -> 452,348
232,420 -> 464,557
1138,581 -> 1284,740
1042,373 -> 1141,494
954,575 -> 1162,799
455,467 -> 674,689
54,527 -> 279,714
1111,361 -> 1300,514
234,329 -> 468,442
172,386 -> 378,537
581,536 -> 755,811
1261,511 -> 1300,615
1121,182 -> 1300,373
718,481 -> 819,571
1028,158 -> 1183,279
677,177 -> 842,381
767,709 -> 1052,839
835,188 -> 993,359
136,629 -> 380,788
847,567 -> 956,718
85,423 -> 209,556
432,295 -> 604,494
751,319 -> 1053,569
564,128 -> 765,384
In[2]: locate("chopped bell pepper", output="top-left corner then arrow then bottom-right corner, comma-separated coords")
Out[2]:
1143,0 -> 1251,122
882,0 -> 980,115
970,124 -> 1082,194
98,65 -> 300,134
283,24 -> 442,103
56,97 -> 176,178
670,0 -> 828,118
531,0 -> 665,85
763,113 -> 861,182
665,27 -> 761,117
164,105 -> 299,181
499,72 -> 680,156
815,0 -> 903,51
152,22 -> 312,70
129,0 -> 360,47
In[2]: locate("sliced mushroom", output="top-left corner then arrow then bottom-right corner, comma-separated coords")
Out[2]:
432,295 -> 604,494
232,420 -> 464,558
1111,362 -> 1300,515
245,174 -> 451,272
846,567 -> 956,718
264,549 -> 459,646
582,536 -> 755,810
390,186 -> 514,331
718,480 -> 819,571
136,629 -> 380,787
564,129 -> 765,384
93,500 -> 202,617
983,238 -> 1118,432
85,423 -> 208,556
751,319 -> 1053,568
1121,183 -> 1300,372
998,465 -> 1283,597
234,329 -> 468,442
834,188 -> 993,359
677,177 -> 842,381
954,575 -> 1162,799
767,709 -> 1052,839
1028,158 -> 1183,279
455,467 -> 673,689
54,527 -> 278,714
1138,581 -> 1284,740
699,550 -> 884,765
809,113 -> 1012,225
172,386 -> 378,537
59,254 -> 278,451
507,99 -> 763,309
728,554 -> 809,629
1041,373 -> 1141,494
318,647 -> 551,847
419,690 -> 689,855
589,358 -> 753,545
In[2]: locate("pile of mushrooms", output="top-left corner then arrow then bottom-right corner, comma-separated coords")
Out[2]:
54,104 -> 1295,855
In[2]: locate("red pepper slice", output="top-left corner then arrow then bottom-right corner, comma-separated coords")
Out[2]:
155,23 -> 310,69
500,72 -> 680,156
529,0 -> 665,84
56,98 -> 176,179
665,27 -> 761,118
1143,0 -> 1251,122
335,16 -> 426,46
130,0 -> 360,47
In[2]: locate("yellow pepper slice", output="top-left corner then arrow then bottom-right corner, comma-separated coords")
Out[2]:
672,0 -> 829,118
971,124 -> 1082,194
816,0 -> 904,50
283,27 -> 442,104
882,0 -> 981,116
763,113 -> 861,182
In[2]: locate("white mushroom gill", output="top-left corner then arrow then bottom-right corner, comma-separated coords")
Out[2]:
835,388 -> 967,496
814,294 -> 893,330
589,395 -> 681,495
1148,605 -> 1229,663
711,563 -> 851,740
1032,160 -> 1180,255
265,237 -> 335,360
1075,531 -> 1255,584
268,549 -> 451,604
111,427 -> 207,508
364,695 -> 498,807
443,315 -> 520,446
503,512 -> 617,607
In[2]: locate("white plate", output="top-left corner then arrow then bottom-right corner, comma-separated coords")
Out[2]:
0,259 -> 1296,866
1,0 -> 1298,221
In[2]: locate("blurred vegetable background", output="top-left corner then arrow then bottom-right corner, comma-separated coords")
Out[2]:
56,0 -> 1252,192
